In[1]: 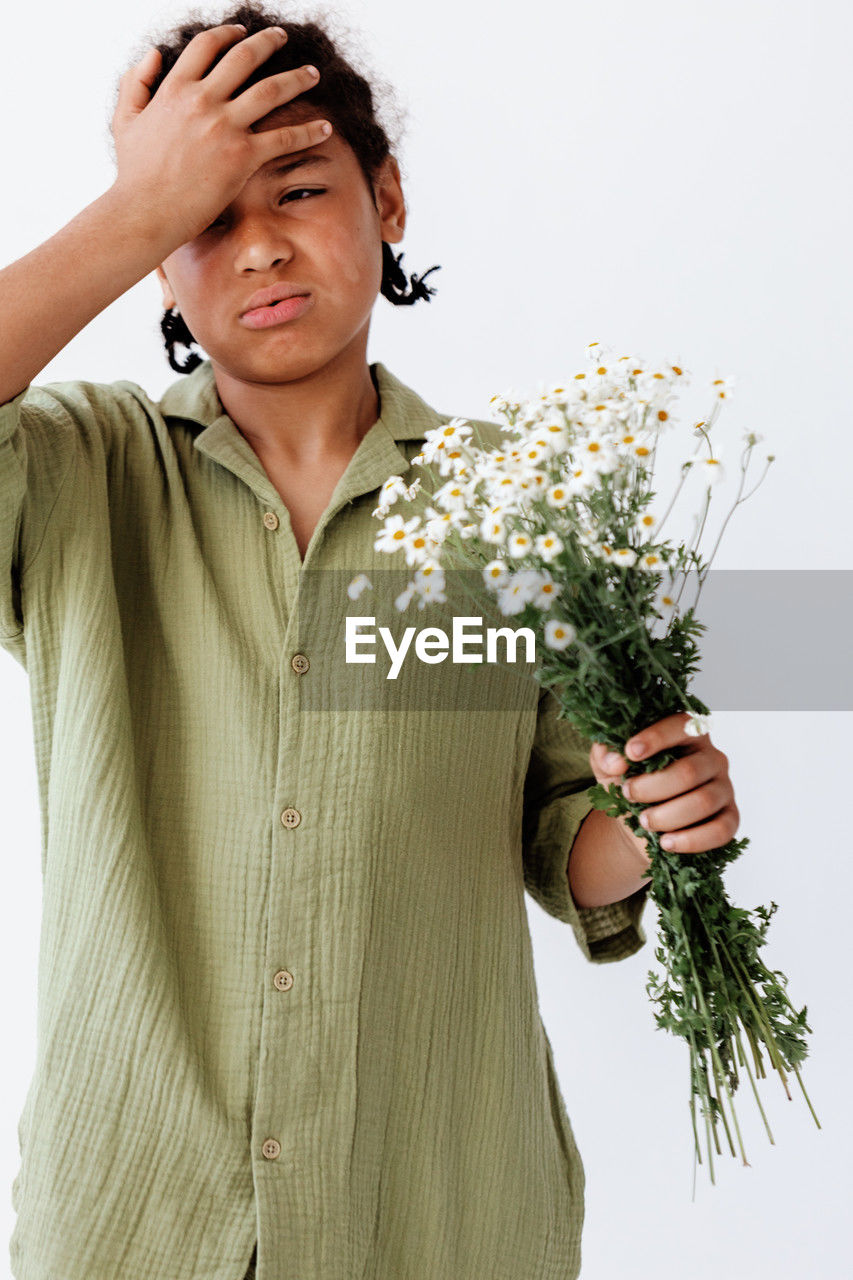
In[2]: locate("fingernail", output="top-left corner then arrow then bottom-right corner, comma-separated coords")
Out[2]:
604,752 -> 622,770
621,781 -> 631,800
627,740 -> 645,758
639,811 -> 650,829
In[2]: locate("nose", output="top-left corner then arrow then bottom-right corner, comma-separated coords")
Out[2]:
231,213 -> 295,273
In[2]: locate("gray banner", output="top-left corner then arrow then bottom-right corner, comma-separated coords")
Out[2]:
292,568 -> 853,712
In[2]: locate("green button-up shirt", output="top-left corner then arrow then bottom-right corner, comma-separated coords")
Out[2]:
0,358 -> 649,1280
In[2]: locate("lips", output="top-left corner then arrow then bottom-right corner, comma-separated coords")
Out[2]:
240,282 -> 310,316
240,294 -> 314,330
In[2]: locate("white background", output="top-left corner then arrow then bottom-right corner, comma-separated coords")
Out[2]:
1,0 -> 850,1275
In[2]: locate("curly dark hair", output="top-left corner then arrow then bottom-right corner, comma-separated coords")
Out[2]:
114,0 -> 440,373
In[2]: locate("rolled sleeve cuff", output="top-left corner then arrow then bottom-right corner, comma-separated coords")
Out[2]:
522,789 -> 652,964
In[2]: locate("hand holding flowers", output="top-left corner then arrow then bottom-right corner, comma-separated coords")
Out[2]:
590,710 -> 739,857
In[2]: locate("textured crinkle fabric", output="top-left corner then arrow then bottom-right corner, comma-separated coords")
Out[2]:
0,360 -> 650,1280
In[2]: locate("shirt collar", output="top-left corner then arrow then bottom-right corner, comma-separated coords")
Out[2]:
157,358 -> 442,509
157,358 -> 441,442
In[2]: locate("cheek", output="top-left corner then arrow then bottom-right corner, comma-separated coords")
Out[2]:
319,216 -> 381,290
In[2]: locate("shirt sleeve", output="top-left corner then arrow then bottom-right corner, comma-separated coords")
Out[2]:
0,383 -> 85,660
521,684 -> 652,964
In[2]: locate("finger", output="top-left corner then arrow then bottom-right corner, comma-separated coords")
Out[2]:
624,711 -> 708,762
114,47 -> 163,126
589,743 -> 628,781
165,23 -> 254,86
230,63 -> 322,129
657,804 -> 740,854
621,748 -> 720,805
199,25 -> 289,98
252,116 -> 333,163
638,779 -> 733,837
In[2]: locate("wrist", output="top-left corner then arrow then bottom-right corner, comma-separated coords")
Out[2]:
97,183 -> 185,267
613,810 -> 653,874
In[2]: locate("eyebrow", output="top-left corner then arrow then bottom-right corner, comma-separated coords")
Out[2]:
261,154 -> 333,179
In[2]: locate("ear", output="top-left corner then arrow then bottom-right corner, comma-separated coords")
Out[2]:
155,265 -> 177,311
374,155 -> 406,246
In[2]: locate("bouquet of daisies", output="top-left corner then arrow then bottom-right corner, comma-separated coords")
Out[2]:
357,341 -> 819,1186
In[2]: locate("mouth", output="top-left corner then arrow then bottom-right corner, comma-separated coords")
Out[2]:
239,294 -> 314,330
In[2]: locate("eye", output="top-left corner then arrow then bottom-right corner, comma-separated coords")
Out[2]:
279,187 -> 325,204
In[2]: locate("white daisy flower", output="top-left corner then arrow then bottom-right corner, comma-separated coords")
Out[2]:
566,463 -> 598,495
652,583 -> 679,625
637,551 -> 665,572
402,527 -> 439,569
684,712 -> 713,737
374,513 -> 422,555
545,482 -> 571,509
612,547 -> 638,567
544,618 -> 576,650
577,434 -> 619,474
507,531 -> 534,558
496,569 -> 542,616
634,510 -> 658,539
699,456 -> 725,484
432,478 -> 471,513
412,565 -> 447,608
480,506 -> 509,545
420,417 -> 473,464
531,574 -> 562,609
394,581 -> 417,611
517,441 -> 550,468
710,375 -> 735,401
482,559 -> 510,589
372,473 -> 409,516
534,531 -> 564,562
423,508 -> 463,545
432,446 -> 469,478
347,573 -> 372,601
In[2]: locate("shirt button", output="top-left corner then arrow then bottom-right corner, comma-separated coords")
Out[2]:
291,653 -> 310,675
273,969 -> 294,991
280,807 -> 301,828
263,511 -> 280,530
262,1137 -> 282,1160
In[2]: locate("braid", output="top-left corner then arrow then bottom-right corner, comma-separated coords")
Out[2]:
380,242 -> 441,306
160,307 -> 203,375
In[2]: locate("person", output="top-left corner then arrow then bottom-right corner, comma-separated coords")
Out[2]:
0,3 -> 739,1277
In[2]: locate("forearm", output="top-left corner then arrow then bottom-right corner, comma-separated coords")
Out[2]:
568,806 -> 652,909
0,185 -> 177,405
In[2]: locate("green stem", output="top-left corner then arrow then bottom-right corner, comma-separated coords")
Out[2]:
702,922 -> 770,1150
661,860 -> 747,1166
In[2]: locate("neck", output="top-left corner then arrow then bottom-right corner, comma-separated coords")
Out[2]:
211,344 -> 380,467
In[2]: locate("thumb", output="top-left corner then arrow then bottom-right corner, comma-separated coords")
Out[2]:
114,47 -> 162,127
589,742 -> 628,784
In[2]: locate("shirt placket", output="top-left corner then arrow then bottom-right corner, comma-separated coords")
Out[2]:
196,414 -> 413,1278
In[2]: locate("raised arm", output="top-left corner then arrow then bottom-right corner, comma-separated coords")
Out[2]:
0,22 -> 332,404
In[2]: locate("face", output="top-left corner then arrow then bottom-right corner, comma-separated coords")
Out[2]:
155,102 -> 406,387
